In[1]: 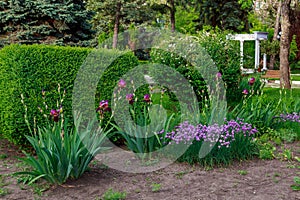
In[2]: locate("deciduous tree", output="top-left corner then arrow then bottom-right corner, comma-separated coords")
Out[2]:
87,0 -> 154,48
195,0 -> 250,32
280,0 -> 292,89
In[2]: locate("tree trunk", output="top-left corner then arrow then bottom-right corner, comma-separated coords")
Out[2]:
169,0 -> 175,32
290,10 -> 300,60
112,2 -> 122,49
280,0 -> 292,89
269,1 -> 281,70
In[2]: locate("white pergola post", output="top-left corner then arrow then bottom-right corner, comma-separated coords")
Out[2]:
263,53 -> 267,71
255,38 -> 260,70
227,32 -> 268,74
240,40 -> 244,70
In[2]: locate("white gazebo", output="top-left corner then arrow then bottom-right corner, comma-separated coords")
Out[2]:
227,31 -> 268,74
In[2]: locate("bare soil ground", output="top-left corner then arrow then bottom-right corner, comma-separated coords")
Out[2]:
1,138 -> 300,200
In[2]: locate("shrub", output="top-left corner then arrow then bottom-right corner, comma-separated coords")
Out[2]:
150,48 -> 208,109
0,44 -> 138,146
150,29 -> 241,105
196,29 -> 241,103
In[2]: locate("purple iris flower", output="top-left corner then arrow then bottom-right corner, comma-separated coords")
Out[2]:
126,93 -> 134,104
50,109 -> 60,122
96,100 -> 110,113
118,79 -> 126,88
248,77 -> 255,86
144,94 -> 151,103
242,89 -> 249,95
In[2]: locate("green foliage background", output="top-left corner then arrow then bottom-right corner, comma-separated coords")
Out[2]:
0,44 -> 138,146
197,29 -> 242,103
0,0 -> 95,47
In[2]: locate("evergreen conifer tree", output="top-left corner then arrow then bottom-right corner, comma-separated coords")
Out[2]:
0,0 -> 95,47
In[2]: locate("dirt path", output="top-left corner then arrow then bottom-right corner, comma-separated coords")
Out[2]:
1,138 -> 299,200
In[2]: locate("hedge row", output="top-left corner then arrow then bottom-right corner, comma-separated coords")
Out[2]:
0,44 -> 138,146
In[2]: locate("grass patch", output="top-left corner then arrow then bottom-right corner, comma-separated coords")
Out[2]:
291,75 -> 300,81
98,188 -> 127,200
151,183 -> 162,192
262,88 -> 300,100
238,170 -> 248,175
262,74 -> 300,81
0,175 -> 10,197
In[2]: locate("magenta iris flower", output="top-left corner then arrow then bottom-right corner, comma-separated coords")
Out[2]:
118,79 -> 126,88
144,94 -> 151,103
248,77 -> 255,86
126,93 -> 134,104
242,89 -> 249,95
99,100 -> 109,109
97,100 -> 110,113
50,109 -> 60,122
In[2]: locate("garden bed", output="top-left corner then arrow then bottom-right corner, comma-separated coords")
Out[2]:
1,138 -> 299,200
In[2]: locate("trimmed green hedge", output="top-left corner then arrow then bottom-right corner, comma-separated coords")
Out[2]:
0,44 -> 138,146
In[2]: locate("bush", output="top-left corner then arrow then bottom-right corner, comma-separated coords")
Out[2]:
150,48 -> 209,109
196,29 -> 241,103
150,29 -> 241,105
0,44 -> 138,146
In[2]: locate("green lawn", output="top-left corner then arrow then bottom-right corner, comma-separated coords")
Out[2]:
291,75 -> 300,81
262,88 -> 300,100
264,75 -> 300,81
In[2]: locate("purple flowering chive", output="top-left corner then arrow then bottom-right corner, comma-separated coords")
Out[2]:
50,109 -> 60,122
144,94 -> 151,103
248,77 -> 255,86
216,72 -> 222,78
118,79 -> 126,88
242,89 -> 249,95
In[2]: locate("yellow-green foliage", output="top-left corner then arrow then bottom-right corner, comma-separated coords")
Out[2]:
0,44 -> 138,146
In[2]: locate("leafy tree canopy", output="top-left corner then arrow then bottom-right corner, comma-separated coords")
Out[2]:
195,0 -> 251,32
87,0 -> 155,35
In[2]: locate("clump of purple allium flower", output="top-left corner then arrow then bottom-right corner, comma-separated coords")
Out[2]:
278,112 -> 300,123
165,121 -> 199,144
165,119 -> 257,148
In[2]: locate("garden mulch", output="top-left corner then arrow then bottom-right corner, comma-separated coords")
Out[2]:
1,138 -> 299,200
